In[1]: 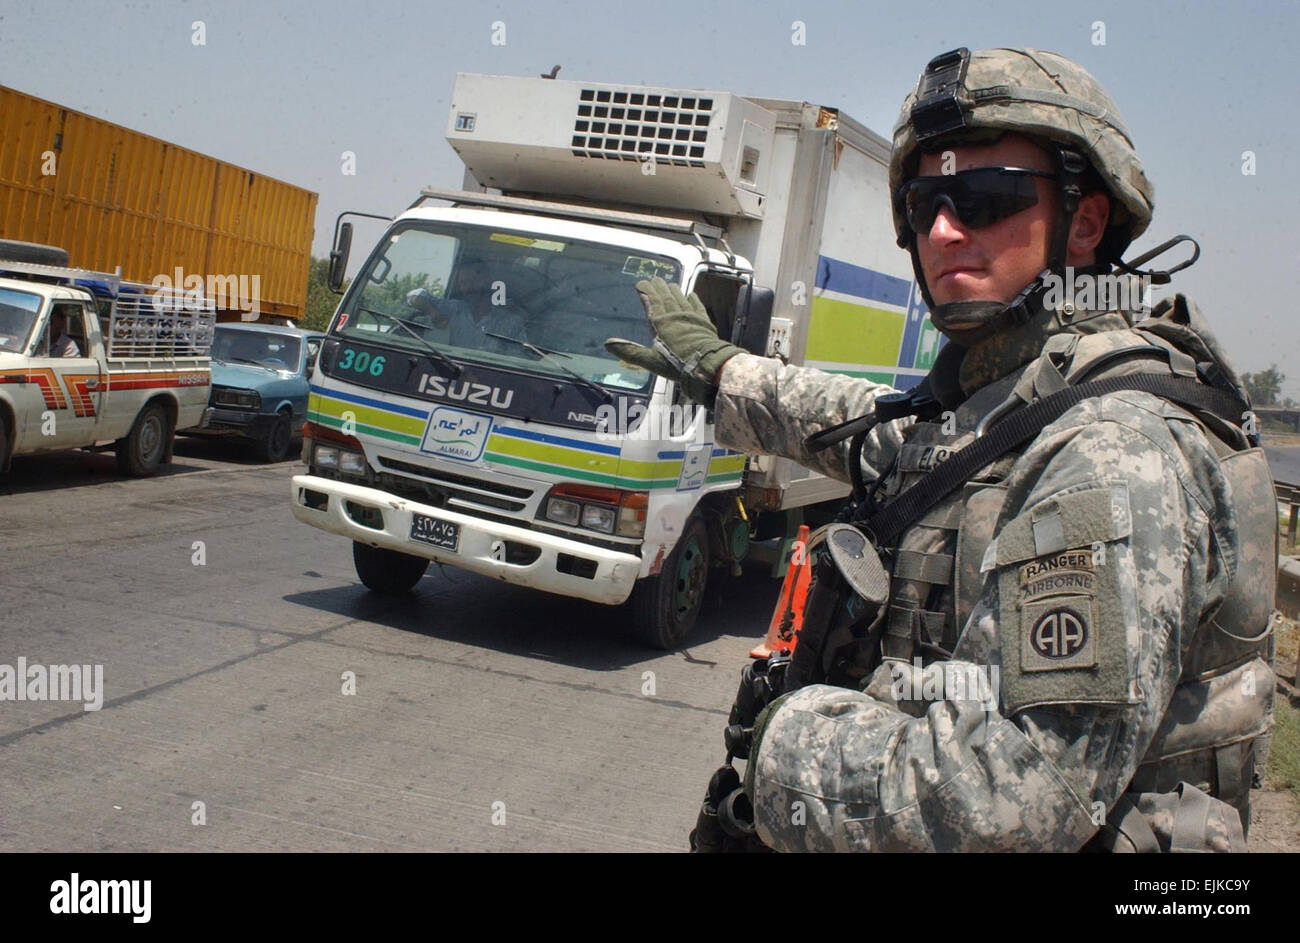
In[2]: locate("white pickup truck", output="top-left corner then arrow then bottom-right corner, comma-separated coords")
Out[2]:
0,242 -> 214,475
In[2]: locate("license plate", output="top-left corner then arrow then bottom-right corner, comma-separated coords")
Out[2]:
409,513 -> 460,552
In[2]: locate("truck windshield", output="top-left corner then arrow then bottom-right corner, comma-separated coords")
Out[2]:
212,328 -> 302,370
330,222 -> 680,390
0,288 -> 43,353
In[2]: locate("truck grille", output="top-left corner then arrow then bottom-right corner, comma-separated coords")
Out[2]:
571,87 -> 710,166
376,456 -> 534,514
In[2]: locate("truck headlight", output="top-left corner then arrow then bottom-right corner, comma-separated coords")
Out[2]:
540,485 -> 648,538
339,451 -> 368,475
545,498 -> 581,527
580,504 -> 615,534
315,445 -> 340,469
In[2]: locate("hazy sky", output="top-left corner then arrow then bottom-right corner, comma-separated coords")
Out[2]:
3,0 -> 1298,390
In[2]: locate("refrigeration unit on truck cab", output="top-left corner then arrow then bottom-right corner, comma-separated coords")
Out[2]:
290,73 -> 935,647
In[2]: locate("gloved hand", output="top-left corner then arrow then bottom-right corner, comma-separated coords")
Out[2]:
604,277 -> 744,405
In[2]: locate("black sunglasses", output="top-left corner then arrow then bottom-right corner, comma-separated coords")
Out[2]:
895,167 -> 1057,235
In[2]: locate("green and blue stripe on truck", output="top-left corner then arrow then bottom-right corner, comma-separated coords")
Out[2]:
307,385 -> 745,490
804,254 -> 941,389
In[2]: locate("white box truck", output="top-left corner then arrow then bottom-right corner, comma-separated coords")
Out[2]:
291,73 -> 937,647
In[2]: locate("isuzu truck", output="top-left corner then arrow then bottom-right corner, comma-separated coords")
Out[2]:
291,73 -> 937,647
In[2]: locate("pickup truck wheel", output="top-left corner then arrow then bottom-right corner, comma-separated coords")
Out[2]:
353,541 -> 430,594
115,404 -> 169,476
629,517 -> 710,649
259,412 -> 293,463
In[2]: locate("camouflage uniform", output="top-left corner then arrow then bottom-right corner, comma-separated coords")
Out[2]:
600,47 -> 1277,852
716,291 -> 1276,852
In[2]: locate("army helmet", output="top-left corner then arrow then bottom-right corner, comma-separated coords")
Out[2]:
890,47 -> 1155,264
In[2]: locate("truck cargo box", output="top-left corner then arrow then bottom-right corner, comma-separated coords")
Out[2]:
0,85 -> 318,322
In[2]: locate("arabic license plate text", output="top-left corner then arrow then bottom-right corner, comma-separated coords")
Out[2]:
409,513 -> 460,552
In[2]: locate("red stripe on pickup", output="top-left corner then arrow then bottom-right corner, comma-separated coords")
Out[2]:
0,369 -> 68,408
105,372 -> 209,391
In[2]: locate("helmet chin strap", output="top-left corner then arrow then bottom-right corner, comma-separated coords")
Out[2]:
910,147 -> 1087,346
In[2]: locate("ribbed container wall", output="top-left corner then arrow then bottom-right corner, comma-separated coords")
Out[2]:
0,85 -> 317,320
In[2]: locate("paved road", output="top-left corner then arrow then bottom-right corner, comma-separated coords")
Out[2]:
1266,443 -> 1300,487
0,439 -> 780,852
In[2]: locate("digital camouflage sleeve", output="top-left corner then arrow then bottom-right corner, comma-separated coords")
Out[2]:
713,353 -> 1260,852
712,353 -> 912,485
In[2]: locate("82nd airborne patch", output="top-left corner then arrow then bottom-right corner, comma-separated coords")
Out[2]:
1018,551 -> 1099,672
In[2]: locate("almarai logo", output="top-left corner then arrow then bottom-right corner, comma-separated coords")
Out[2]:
417,373 -> 514,410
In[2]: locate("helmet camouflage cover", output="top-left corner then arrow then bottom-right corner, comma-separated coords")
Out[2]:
890,47 -> 1155,262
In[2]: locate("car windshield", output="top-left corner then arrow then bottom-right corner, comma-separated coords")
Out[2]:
0,288 -> 43,353
330,221 -> 680,391
212,328 -> 301,370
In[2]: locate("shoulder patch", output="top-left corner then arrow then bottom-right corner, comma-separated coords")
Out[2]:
1022,597 -> 1098,671
995,480 -> 1138,714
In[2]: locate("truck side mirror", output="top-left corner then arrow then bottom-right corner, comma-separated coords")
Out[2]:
732,284 -> 774,356
328,222 -> 353,293
319,338 -> 340,372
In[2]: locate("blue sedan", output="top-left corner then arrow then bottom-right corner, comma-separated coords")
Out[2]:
187,324 -> 325,462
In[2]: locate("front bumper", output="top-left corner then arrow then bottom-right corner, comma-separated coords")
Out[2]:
188,407 -> 274,437
290,474 -> 641,605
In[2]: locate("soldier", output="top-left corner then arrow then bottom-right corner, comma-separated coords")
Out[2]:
607,47 -> 1276,852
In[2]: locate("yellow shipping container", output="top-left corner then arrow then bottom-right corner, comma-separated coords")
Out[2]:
0,85 -> 317,321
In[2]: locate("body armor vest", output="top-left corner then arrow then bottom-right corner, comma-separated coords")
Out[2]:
864,297 -> 1276,852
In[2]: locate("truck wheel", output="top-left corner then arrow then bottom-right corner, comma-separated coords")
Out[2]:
353,541 -> 429,594
629,516 -> 711,649
115,404 -> 169,476
259,411 -> 293,463
0,411 -> 9,472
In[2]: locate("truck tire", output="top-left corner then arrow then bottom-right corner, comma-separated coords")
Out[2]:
259,411 -> 292,463
0,411 -> 9,472
353,541 -> 429,594
629,516 -> 711,649
0,239 -> 69,267
115,403 -> 169,476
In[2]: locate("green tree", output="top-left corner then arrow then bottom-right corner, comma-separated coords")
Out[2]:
1242,364 -> 1285,406
299,256 -> 443,332
366,271 -> 444,312
301,256 -> 347,332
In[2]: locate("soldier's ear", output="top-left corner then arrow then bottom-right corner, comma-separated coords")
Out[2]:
1067,191 -> 1110,265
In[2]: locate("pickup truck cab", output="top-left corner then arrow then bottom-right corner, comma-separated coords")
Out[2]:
0,244 -> 214,476
186,323 -> 325,462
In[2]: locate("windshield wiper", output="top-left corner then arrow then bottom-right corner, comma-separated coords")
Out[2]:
229,356 -> 276,371
483,331 -> 613,404
357,307 -> 462,376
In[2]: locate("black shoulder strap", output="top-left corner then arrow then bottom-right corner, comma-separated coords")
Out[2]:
861,374 -> 1247,547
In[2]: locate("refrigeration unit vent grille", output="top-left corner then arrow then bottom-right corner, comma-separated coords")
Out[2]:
570,87 -> 712,166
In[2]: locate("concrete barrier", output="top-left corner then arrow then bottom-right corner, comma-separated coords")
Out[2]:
1277,556 -> 1300,620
